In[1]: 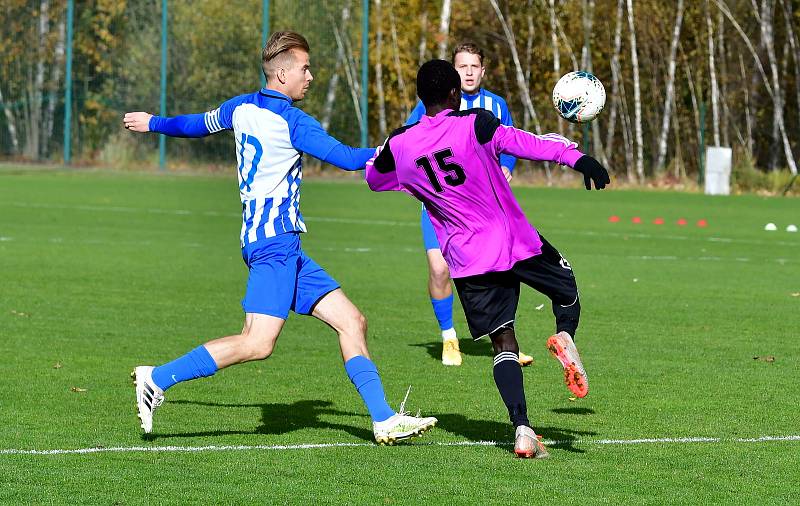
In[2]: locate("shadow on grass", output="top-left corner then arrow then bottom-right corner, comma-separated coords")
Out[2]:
436,413 -> 597,454
550,407 -> 596,415
143,399 -> 372,442
410,340 -> 495,362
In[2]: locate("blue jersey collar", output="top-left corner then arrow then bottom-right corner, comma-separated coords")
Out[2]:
260,88 -> 293,104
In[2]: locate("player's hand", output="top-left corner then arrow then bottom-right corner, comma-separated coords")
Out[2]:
574,155 -> 610,190
501,166 -> 513,183
123,112 -> 153,133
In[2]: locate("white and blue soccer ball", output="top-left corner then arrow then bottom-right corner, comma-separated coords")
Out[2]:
552,71 -> 606,123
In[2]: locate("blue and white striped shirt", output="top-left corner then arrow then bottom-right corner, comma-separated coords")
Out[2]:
149,89 -> 374,247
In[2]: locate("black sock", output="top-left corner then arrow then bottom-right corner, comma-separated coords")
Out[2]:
492,352 -> 530,428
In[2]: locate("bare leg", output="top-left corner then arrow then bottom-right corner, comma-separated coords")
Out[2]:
204,313 -> 286,369
426,249 -> 452,300
311,288 -> 369,361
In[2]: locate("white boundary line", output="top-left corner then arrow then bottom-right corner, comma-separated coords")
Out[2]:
3,435 -> 799,456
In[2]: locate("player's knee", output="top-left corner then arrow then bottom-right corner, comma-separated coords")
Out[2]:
241,330 -> 277,361
489,326 -> 519,354
348,310 -> 367,338
429,260 -> 451,285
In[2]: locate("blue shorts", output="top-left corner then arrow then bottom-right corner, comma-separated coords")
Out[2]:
241,233 -> 340,319
421,205 -> 441,251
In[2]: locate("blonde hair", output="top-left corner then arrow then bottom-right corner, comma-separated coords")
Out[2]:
452,42 -> 484,66
262,31 -> 311,81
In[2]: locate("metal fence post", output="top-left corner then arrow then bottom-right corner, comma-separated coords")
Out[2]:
159,0 -> 168,170
360,0 -> 369,147
261,0 -> 270,88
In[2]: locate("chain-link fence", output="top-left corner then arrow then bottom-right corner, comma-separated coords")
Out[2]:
0,0 -> 368,170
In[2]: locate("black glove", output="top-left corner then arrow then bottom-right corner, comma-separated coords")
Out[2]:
574,155 -> 610,190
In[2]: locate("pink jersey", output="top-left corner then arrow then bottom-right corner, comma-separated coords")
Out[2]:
366,108 -> 584,278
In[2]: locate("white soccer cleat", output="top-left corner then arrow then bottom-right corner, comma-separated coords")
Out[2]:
373,413 -> 438,445
373,386 -> 437,445
132,366 -> 164,433
514,425 -> 549,459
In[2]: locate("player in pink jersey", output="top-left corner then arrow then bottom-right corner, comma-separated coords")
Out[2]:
365,60 -> 610,458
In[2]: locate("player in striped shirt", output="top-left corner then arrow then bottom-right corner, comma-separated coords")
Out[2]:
365,60 -> 610,457
407,43 -> 533,367
123,31 -> 436,444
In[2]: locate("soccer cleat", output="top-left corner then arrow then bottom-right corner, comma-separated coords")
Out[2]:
441,338 -> 462,366
373,386 -> 437,445
546,331 -> 589,398
132,366 -> 165,433
514,425 -> 549,459
518,351 -> 534,367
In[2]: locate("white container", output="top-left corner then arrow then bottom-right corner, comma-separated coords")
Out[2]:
704,147 -> 732,196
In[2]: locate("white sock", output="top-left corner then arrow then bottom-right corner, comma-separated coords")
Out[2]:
442,328 -> 457,341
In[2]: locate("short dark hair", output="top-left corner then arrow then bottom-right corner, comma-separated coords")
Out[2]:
452,42 -> 484,65
416,59 -> 461,107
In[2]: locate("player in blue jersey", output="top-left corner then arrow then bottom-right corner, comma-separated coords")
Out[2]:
122,31 -> 436,444
406,43 -> 534,367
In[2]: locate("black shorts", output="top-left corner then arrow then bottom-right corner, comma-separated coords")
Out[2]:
453,236 -> 578,340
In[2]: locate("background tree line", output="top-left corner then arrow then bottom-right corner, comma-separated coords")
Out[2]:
1,0 -> 798,188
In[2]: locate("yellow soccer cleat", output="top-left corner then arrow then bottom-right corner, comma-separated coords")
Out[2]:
441,338 -> 462,366
518,351 -> 534,367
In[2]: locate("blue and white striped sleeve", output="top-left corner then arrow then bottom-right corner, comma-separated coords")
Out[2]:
497,97 -> 518,173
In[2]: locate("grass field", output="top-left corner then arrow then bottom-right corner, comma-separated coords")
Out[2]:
1,167 -> 798,504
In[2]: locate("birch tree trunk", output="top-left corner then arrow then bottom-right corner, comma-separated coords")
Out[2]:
760,0 -> 785,170
547,0 -> 564,135
523,1 -> 534,129
739,53 -> 754,156
705,0 -> 721,146
683,56 -> 703,176
625,0 -> 645,182
717,9 -> 730,147
332,10 -> 363,131
389,4 -> 410,117
604,0 -> 625,169
437,0 -> 451,60
0,86 -> 20,153
779,0 -> 800,136
43,18 -> 65,158
374,0 -> 387,138
711,0 -> 797,174
655,0 -> 684,172
418,10 -> 429,66
488,0 -> 550,182
25,0 -> 49,159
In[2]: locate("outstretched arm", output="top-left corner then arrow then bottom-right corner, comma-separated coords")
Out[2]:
476,111 -> 610,190
123,111 -> 218,138
290,112 -> 374,170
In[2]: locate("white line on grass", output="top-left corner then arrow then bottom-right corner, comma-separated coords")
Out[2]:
3,435 -> 799,456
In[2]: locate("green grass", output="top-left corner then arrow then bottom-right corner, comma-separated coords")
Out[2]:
1,168 -> 798,504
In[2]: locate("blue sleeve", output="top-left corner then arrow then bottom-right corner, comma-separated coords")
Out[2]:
148,113 -> 211,138
405,101 -> 425,125
290,111 -> 373,170
148,97 -> 237,138
497,98 -> 517,172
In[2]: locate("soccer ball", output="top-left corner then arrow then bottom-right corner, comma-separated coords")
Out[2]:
552,71 -> 606,123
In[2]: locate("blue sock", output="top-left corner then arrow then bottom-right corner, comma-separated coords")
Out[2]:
430,294 -> 454,332
344,355 -> 395,423
151,345 -> 219,391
